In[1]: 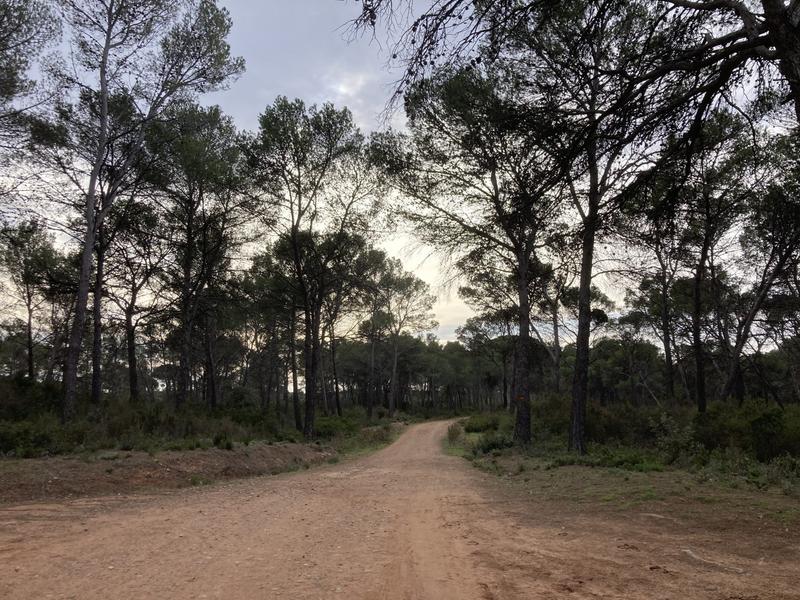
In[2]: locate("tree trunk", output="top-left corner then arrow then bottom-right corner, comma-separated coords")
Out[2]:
177,315 -> 193,408
303,306 -> 322,438
90,227 -> 105,406
125,306 -> 139,403
290,312 -> 303,432
330,326 -> 342,417
25,291 -> 34,380
205,315 -> 219,411
320,330 -> 330,417
719,261 -> 784,401
659,271 -> 675,400
569,204 -> 597,454
692,232 -> 711,414
551,301 -> 561,394
367,328 -> 376,420
501,353 -> 509,410
389,335 -> 400,417
62,24 -> 113,421
513,253 -> 532,445
282,363 -> 289,421
62,218 -> 95,420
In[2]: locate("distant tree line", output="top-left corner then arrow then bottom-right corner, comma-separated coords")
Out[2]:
1,0 -> 799,452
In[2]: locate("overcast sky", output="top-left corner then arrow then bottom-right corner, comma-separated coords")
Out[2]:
204,0 -> 475,341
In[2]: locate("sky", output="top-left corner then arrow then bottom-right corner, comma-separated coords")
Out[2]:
203,0 -> 475,341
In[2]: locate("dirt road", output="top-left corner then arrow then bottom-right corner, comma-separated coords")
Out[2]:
1,421 -> 797,599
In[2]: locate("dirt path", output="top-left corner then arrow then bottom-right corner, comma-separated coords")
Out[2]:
1,420 -> 798,599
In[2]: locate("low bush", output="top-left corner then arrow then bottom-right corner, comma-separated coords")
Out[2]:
471,430 -> 514,455
546,446 -> 664,473
463,413 -> 501,433
212,432 -> 233,450
694,401 -> 800,460
447,422 -> 463,444
314,414 -> 362,439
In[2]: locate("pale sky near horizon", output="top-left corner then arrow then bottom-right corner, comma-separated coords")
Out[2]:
203,1 -> 475,341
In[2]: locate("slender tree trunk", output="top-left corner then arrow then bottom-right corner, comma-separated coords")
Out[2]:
282,363 -> 289,422
569,203 -> 598,454
266,347 -> 272,413
177,316 -> 193,408
719,263 -> 784,401
659,272 -> 675,400
513,253 -> 532,445
367,327 -> 376,420
303,306 -> 321,438
320,330 -> 330,417
330,326 -> 342,417
90,227 -> 105,405
692,233 -> 711,414
501,352 -> 509,410
62,26 -> 113,421
389,335 -> 400,417
25,291 -> 34,380
205,315 -> 218,410
125,306 -> 139,403
63,219 -> 95,420
290,312 -> 302,432
551,302 -> 561,394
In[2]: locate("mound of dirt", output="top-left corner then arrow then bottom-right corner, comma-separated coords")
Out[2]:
0,441 -> 334,504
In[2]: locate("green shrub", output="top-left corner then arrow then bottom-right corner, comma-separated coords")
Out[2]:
651,413 -> 706,466
212,432 -> 233,450
360,423 -> 394,444
692,401 -> 800,460
532,394 -> 571,436
463,414 -> 500,433
586,402 -> 661,446
447,422 -> 463,444
471,431 -> 514,455
314,414 -> 361,439
546,446 -> 664,473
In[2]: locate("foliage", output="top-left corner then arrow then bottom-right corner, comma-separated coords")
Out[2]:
463,414 -> 501,433
446,422 -> 462,444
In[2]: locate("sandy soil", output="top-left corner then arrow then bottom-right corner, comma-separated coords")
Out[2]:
0,442 -> 334,504
0,420 -> 798,599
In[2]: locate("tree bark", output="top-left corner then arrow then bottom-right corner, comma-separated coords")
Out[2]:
176,202 -> 195,408
569,199 -> 598,454
177,315 -> 193,408
90,226 -> 105,406
389,335 -> 400,417
659,270 -> 676,400
513,252 -> 532,445
125,304 -> 139,403
25,289 -> 34,380
330,327 -> 343,417
303,306 -> 322,438
692,230 -> 712,414
62,23 -> 113,421
367,323 -> 377,420
205,314 -> 219,410
551,301 -> 561,394
290,311 -> 303,432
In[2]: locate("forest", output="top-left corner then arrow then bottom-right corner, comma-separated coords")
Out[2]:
1,0 -> 800,473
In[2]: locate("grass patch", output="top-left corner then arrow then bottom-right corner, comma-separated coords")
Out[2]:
329,422 -> 401,457
188,475 -> 212,486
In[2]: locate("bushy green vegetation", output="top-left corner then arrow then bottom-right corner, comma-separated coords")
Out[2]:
0,379 -> 404,458
449,398 -> 800,494
462,413 -> 503,433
